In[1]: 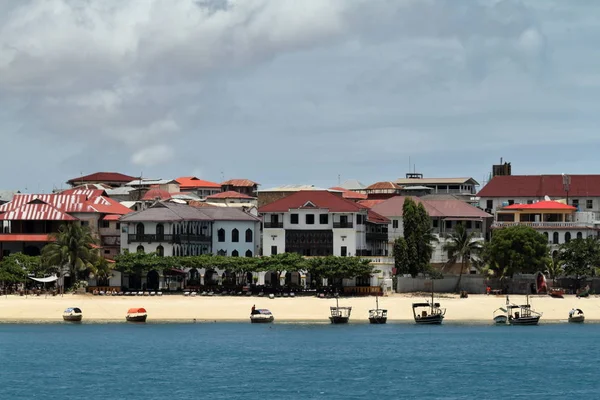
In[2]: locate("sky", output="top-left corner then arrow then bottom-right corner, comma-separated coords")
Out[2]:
1,0 -> 599,193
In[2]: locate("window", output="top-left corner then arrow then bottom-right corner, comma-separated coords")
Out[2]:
319,214 -> 328,224
445,220 -> 452,229
290,214 -> 299,224
466,221 -> 472,229
217,249 -> 227,256
341,246 -> 347,257
218,228 -> 225,242
104,249 -> 110,254
356,215 -> 363,225
475,222 -> 481,229
553,232 -> 559,244
565,232 -> 571,243
392,220 -> 399,229
232,250 -> 239,257
156,224 -> 164,240
306,214 -> 315,224
587,200 -> 593,209
526,200 -> 533,204
101,220 -> 110,228
271,245 -> 278,255
486,200 -> 493,210
245,228 -> 253,243
432,219 -> 439,228
116,223 -> 120,230
245,250 -> 253,257
81,220 -> 89,226
136,223 -> 145,236
232,228 -> 239,242
577,232 -> 583,239
157,245 -> 164,257
137,245 -> 145,253
572,199 -> 579,208
507,200 -> 514,205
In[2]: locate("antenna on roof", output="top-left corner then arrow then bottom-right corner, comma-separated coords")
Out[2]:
338,174 -> 341,186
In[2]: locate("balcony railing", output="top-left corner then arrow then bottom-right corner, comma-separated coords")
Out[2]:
333,222 -> 353,228
128,234 -> 210,244
264,222 -> 283,228
492,221 -> 594,229
366,232 -> 388,241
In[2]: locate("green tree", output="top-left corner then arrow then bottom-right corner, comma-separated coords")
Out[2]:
400,198 -> 436,277
0,253 -> 31,287
483,225 -> 549,277
559,237 -> 600,281
545,252 -> 564,285
443,222 -> 483,292
392,237 -> 409,275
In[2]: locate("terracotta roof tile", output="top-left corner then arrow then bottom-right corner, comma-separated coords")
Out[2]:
366,181 -> 402,190
175,176 -> 221,189
357,199 -> 385,209
502,200 -> 576,211
329,187 -> 368,200
141,188 -> 172,201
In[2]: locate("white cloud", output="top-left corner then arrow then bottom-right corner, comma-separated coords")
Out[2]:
131,144 -> 175,167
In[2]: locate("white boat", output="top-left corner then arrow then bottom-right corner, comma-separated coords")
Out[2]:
250,309 -> 274,323
568,308 -> 585,323
493,308 -> 508,324
63,307 -> 83,322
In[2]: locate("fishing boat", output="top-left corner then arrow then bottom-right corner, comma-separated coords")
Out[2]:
568,308 -> 585,323
250,308 -> 274,323
126,307 -> 147,323
549,288 -> 565,298
368,296 -> 387,324
508,296 -> 541,325
412,282 -> 445,325
329,298 -> 351,324
62,307 -> 83,322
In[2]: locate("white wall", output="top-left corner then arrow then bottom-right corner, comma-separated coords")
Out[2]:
262,228 -> 285,256
480,196 -> 600,213
332,229 -> 357,256
212,220 -> 258,257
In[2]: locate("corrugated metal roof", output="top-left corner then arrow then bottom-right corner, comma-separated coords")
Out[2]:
67,172 -> 139,184
221,179 -> 258,187
105,186 -> 136,195
258,185 -> 329,192
258,191 -> 366,213
175,176 -> 221,188
366,182 -> 402,190
60,189 -> 107,199
371,196 -> 491,219
0,234 -> 53,242
0,194 -> 88,213
120,201 -> 259,222
395,177 -> 479,185
477,175 -> 600,198
207,191 -> 254,199
125,179 -> 178,186
0,203 -> 78,221
339,179 -> 366,190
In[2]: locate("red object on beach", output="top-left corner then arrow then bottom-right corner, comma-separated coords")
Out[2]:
128,308 -> 147,314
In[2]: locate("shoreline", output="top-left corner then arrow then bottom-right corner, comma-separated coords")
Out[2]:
0,294 -> 597,324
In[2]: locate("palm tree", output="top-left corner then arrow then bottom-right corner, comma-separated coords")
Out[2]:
443,223 -> 483,292
545,253 -> 564,286
41,223 -> 98,289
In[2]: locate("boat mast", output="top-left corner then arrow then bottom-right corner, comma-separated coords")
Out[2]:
431,279 -> 434,313
376,295 -> 379,310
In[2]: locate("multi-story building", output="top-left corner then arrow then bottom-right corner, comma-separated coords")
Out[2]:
66,172 -> 139,188
395,173 -> 480,204
221,179 -> 259,197
258,190 -> 389,257
363,182 -> 403,200
477,174 -> 600,214
175,176 -> 221,199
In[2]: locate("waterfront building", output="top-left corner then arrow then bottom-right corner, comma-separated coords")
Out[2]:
220,179 -> 259,197
66,172 -> 139,188
175,176 -> 221,199
395,173 -> 480,205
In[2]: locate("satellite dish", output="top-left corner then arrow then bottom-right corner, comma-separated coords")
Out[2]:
544,195 -> 551,201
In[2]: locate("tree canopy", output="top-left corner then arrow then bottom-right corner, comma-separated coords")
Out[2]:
559,237 -> 600,279
394,197 -> 435,277
443,222 -> 483,291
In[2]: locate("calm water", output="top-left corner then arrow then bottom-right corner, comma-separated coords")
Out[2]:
0,322 -> 597,399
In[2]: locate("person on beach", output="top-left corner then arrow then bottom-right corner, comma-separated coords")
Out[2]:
251,305 -> 256,315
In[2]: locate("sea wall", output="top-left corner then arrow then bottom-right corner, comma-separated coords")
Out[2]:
397,276 -> 486,293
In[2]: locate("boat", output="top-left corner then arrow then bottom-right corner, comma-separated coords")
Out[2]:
576,285 -> 590,298
508,295 -> 541,325
568,308 -> 585,323
368,296 -> 387,324
329,298 -> 352,324
493,308 -> 508,324
126,307 -> 147,323
62,307 -> 83,322
250,308 -> 274,323
549,288 -> 565,298
412,281 -> 445,325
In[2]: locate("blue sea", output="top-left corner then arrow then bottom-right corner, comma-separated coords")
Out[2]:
0,322 -> 597,399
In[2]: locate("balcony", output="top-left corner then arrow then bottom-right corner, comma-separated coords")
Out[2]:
101,235 -> 121,247
333,222 -> 354,229
264,222 -> 283,228
127,234 -> 211,244
366,232 -> 388,241
492,221 -> 594,229
173,234 -> 211,243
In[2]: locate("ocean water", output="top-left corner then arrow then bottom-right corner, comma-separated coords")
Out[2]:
0,322 -> 598,399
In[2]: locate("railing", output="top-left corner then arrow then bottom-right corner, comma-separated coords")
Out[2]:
173,234 -> 211,243
366,232 -> 388,241
264,222 -> 283,228
333,222 -> 353,228
492,221 -> 594,229
128,234 -> 210,243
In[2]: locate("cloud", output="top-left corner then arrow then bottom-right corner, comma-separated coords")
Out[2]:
131,144 -> 175,167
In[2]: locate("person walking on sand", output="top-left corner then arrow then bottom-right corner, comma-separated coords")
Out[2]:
251,305 -> 256,315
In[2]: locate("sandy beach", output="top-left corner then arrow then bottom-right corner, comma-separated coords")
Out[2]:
0,293 -> 598,323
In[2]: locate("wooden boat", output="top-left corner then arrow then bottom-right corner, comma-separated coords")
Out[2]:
412,282 -> 445,325
493,308 -> 508,324
508,296 -> 541,325
368,296 -> 387,324
250,309 -> 274,323
126,307 -> 147,323
568,308 -> 585,323
549,288 -> 564,298
62,307 -> 83,322
329,298 -> 351,324
576,285 -> 590,298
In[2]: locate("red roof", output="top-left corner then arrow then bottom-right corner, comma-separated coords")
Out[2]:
357,199 -> 385,209
478,175 -> 600,198
371,196 -> 491,219
142,189 -> 172,201
175,176 -> 221,189
367,210 -> 390,224
67,172 -> 139,184
85,196 -> 133,215
60,189 -> 107,199
0,203 -> 77,221
221,179 -> 258,187
103,214 -> 122,221
502,201 -> 576,211
366,182 -> 402,190
259,191 -> 366,213
0,234 -> 54,242
0,194 -> 88,213
207,191 -> 254,200
329,187 -> 368,200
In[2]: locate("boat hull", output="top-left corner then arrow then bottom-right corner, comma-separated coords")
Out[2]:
330,316 -> 349,324
509,316 -> 540,326
126,315 -> 147,323
63,315 -> 82,322
568,316 -> 585,323
414,315 -> 444,325
493,315 -> 508,324
369,317 -> 387,324
250,316 -> 274,324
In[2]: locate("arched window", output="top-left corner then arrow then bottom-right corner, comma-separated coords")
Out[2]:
232,250 -> 239,257
217,249 -> 227,256
136,223 -> 145,237
156,224 -> 164,241
577,232 -> 583,239
565,232 -> 571,243
245,228 -> 253,243
136,245 -> 145,253
218,228 -> 225,242
232,229 -> 239,243
553,232 -> 559,244
543,232 -> 548,240
156,245 -> 164,257
245,250 -> 253,257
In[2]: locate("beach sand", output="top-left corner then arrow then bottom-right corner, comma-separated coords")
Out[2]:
0,293 -> 597,323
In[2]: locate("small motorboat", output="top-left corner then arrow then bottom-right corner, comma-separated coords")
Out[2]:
493,307 -> 508,325
329,298 -> 352,324
63,307 -> 83,322
568,308 -> 585,323
549,288 -> 565,298
368,296 -> 387,324
250,308 -> 274,323
126,307 -> 147,323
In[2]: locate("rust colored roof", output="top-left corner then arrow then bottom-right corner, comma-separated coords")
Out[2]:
221,179 -> 258,187
141,189 -> 172,201
365,182 -> 402,190
0,194 -> 89,213
477,175 -> 600,198
60,189 -> 107,199
188,201 -> 218,208
329,187 -> 368,200
175,176 -> 221,189
84,196 -> 133,215
206,191 -> 254,200
67,172 -> 139,184
367,210 -> 390,224
0,234 -> 54,242
357,199 -> 385,208
0,203 -> 78,221
102,214 -> 122,221
259,191 -> 366,213
502,200 -> 576,211
371,196 -> 491,219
